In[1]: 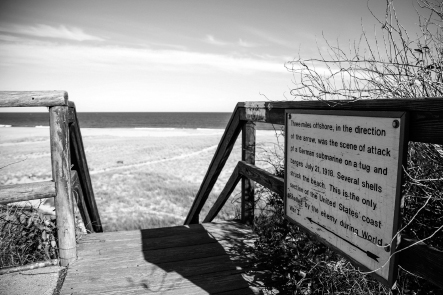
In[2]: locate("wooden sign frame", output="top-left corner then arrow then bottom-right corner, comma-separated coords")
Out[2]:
284,109 -> 408,287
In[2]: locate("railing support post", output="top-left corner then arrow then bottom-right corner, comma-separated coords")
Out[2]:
50,106 -> 76,266
241,121 -> 255,225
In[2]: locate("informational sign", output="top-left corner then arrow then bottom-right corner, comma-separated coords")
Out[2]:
285,110 -> 407,286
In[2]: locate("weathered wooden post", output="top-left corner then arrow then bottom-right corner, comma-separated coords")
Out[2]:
50,106 -> 76,266
241,121 -> 256,225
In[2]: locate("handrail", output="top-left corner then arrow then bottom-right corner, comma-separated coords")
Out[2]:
0,181 -> 56,205
68,107 -> 103,232
184,105 -> 244,224
0,90 -> 101,266
0,91 -> 68,107
71,171 -> 93,233
188,98 -> 443,288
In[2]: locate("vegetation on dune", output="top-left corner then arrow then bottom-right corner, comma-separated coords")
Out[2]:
252,0 -> 443,294
0,204 -> 58,268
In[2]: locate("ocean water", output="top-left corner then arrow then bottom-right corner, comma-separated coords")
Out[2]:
0,112 -> 278,130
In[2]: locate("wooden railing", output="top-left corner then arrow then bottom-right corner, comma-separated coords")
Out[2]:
0,91 -> 102,266
186,98 -> 443,288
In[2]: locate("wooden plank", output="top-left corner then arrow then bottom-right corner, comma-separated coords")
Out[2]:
0,90 -> 68,107
78,223 -> 256,256
50,106 -> 76,266
238,161 -> 284,196
238,99 -> 443,144
67,107 -> 75,123
0,181 -> 55,205
70,134 -> 96,233
72,241 -> 230,267
203,166 -> 241,222
78,231 -> 219,257
61,222 -> 264,294
72,223 -> 256,265
77,221 -> 253,244
64,255 -> 236,278
185,106 -> 244,224
241,121 -> 256,225
62,269 -> 256,295
69,111 -> 103,232
71,171 -> 93,233
398,237 -> 443,288
62,256 -> 261,293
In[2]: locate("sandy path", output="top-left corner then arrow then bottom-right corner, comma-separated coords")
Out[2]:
90,145 -> 218,175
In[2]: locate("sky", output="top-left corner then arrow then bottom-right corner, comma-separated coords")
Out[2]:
0,0 -> 421,112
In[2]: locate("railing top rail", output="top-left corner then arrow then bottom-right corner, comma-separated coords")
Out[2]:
237,99 -> 443,144
0,90 -> 68,107
237,98 -> 443,111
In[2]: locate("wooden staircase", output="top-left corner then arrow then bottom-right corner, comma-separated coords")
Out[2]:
1,91 -> 443,292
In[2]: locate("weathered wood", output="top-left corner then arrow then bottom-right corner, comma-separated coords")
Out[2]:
398,237 -> 443,289
62,269 -> 257,295
71,171 -> 92,233
185,107 -> 244,224
239,99 -> 443,144
78,231 -> 219,257
241,121 -> 256,225
78,222 -> 255,257
238,161 -> 284,196
203,166 -> 241,223
0,181 -> 55,205
69,110 -> 102,232
50,106 -> 76,266
78,221 -> 253,245
67,107 -> 75,123
61,222 -> 263,295
0,91 -> 68,107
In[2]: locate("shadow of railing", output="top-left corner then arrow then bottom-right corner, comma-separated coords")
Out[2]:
84,222 -> 268,294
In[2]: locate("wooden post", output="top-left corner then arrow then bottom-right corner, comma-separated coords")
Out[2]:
241,121 -> 255,225
50,106 -> 76,266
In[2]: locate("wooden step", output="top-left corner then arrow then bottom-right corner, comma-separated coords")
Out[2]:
0,181 -> 55,205
61,221 -> 271,295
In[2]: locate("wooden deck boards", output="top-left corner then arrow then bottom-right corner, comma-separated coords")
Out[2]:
60,221 -> 269,295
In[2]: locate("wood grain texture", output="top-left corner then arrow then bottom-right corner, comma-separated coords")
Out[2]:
203,166 -> 241,223
50,106 -> 76,266
238,99 -> 443,144
60,221 -> 265,295
238,161 -> 284,196
0,91 -> 68,107
0,181 -> 55,205
69,109 -> 103,232
185,107 -> 244,224
241,122 -> 256,225
71,171 -> 93,233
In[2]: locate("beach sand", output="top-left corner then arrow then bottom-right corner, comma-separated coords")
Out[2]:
0,127 -> 283,231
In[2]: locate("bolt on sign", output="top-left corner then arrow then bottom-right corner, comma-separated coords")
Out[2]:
284,110 -> 408,286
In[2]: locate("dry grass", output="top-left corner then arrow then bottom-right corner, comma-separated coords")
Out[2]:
0,127 -> 281,233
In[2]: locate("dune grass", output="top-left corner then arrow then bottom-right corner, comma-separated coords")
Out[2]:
0,128 -> 281,233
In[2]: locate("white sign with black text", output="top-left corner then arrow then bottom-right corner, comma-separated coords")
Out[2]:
285,110 -> 407,285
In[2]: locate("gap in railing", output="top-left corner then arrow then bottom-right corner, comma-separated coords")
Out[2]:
0,110 -> 54,215
77,128 -> 232,231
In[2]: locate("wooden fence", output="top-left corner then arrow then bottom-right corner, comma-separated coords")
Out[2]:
186,98 -> 443,288
0,91 -> 102,266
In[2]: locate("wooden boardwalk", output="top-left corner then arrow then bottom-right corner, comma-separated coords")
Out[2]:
60,221 -> 269,295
